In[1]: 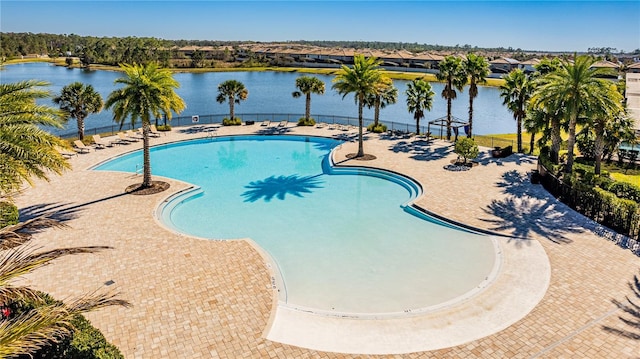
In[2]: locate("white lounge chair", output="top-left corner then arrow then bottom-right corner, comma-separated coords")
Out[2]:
261,120 -> 271,126
149,125 -> 163,137
277,120 -> 288,127
73,140 -> 91,153
117,132 -> 138,143
92,134 -> 116,148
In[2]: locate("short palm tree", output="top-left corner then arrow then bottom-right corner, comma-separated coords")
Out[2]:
216,80 -> 248,121
436,56 -> 467,140
405,78 -> 434,135
364,76 -> 398,128
463,54 -> 489,138
53,82 -> 103,141
0,240 -> 131,357
105,63 -> 185,189
332,54 -> 383,158
0,81 -> 70,197
500,69 -> 534,153
533,55 -> 618,173
292,76 -> 325,122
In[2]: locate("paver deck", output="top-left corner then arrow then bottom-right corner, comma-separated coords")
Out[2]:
13,123 -> 640,358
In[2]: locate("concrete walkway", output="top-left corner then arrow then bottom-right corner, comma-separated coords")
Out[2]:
14,123 -> 640,358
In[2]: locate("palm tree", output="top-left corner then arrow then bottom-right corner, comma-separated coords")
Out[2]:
332,54 -> 383,158
0,239 -> 130,357
523,106 -> 549,155
463,54 -> 489,138
216,80 -> 248,121
292,76 -> 325,122
0,80 -> 70,197
589,84 -> 625,174
533,55 -> 618,173
53,82 -> 103,141
405,78 -> 434,135
436,56 -> 467,140
500,69 -> 534,153
105,63 -> 185,189
364,76 -> 398,128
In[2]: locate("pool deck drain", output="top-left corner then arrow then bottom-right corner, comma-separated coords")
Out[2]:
14,124 -> 640,358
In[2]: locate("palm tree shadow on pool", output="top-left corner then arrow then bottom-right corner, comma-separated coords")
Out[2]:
242,174 -> 324,202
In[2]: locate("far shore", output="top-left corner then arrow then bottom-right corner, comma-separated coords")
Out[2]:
2,58 -> 507,87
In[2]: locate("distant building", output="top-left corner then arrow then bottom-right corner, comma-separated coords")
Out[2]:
626,72 -> 640,131
626,62 -> 640,74
519,58 -> 540,74
489,57 -> 520,74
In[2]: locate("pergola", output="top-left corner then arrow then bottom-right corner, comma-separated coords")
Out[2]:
427,116 -> 470,140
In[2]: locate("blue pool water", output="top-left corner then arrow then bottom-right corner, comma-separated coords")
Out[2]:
95,135 -> 497,315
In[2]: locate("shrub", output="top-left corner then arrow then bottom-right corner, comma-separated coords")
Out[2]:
222,117 -> 242,126
297,117 -> 316,126
155,125 -> 171,131
366,123 -> 387,133
0,201 -> 19,228
607,182 -> 640,203
454,138 -> 479,163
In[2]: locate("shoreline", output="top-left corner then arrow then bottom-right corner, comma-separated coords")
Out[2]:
2,58 -> 506,87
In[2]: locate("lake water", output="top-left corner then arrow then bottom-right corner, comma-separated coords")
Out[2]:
0,62 -> 515,135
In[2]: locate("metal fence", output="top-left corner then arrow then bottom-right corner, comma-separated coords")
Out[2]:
60,112 -> 513,146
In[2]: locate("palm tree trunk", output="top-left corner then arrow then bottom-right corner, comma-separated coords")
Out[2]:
517,114 -> 523,153
468,96 -> 474,138
446,97 -> 452,141
305,93 -> 311,121
142,123 -> 151,188
594,123 -> 605,175
565,114 -> 578,174
357,99 -> 364,157
551,118 -> 561,163
529,133 -> 535,155
77,117 -> 85,141
229,96 -> 235,120
416,117 -> 420,135
374,99 -> 380,127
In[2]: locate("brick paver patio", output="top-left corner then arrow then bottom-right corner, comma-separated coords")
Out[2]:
13,124 -> 640,358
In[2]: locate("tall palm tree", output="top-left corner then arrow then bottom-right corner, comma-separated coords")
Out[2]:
105,63 -> 185,189
436,56 -> 467,140
216,80 -> 248,121
332,54 -> 383,158
500,69 -> 534,153
588,84 -> 625,175
53,82 -> 103,141
533,55 -> 618,173
463,54 -> 489,138
292,76 -> 325,122
0,80 -> 70,197
405,78 -> 434,135
523,106 -> 549,155
0,239 -> 130,357
364,76 -> 398,127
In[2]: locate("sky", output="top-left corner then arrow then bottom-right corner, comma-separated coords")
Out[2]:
1,1 -> 639,53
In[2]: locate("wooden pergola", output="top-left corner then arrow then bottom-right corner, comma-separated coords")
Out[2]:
427,116 -> 470,140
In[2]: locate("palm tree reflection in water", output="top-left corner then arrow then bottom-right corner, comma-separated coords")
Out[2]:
242,174 -> 323,202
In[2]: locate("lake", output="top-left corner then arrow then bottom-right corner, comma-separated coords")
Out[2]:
0,63 -> 515,135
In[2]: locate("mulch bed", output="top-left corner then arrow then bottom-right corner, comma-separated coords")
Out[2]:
346,153 -> 377,161
125,181 -> 170,195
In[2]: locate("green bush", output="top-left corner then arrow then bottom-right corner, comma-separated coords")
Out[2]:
155,125 -> 171,131
13,294 -> 124,359
222,117 -> 242,126
297,117 -> 316,126
0,201 -> 19,228
607,182 -> 640,203
366,123 -> 387,133
454,138 -> 479,163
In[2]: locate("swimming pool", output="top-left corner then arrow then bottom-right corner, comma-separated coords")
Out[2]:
95,135 -> 499,316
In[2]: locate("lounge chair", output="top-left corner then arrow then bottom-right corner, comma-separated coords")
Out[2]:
92,134 -> 115,148
149,125 -> 163,137
278,120 -> 288,127
261,120 -> 271,126
141,126 -> 161,138
117,132 -> 138,143
127,129 -> 144,140
315,122 -> 327,128
73,140 -> 92,153
57,147 -> 76,159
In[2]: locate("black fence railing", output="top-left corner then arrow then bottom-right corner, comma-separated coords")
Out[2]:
538,161 -> 640,253
60,113 -> 513,146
